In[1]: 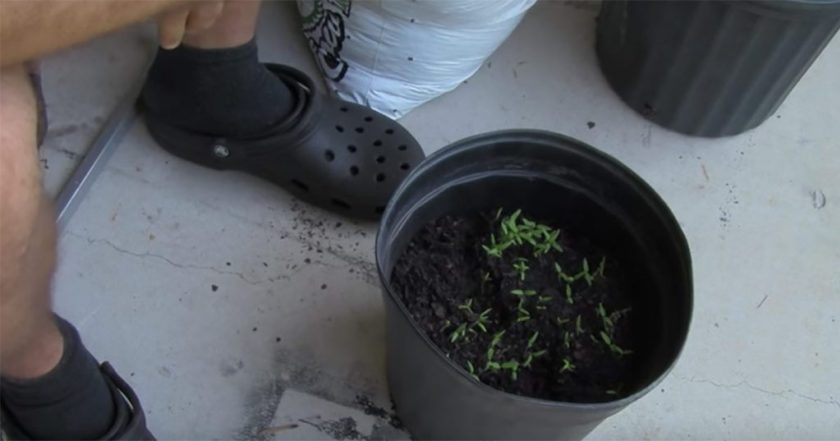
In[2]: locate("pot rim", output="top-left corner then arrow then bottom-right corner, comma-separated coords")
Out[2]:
375,129 -> 693,411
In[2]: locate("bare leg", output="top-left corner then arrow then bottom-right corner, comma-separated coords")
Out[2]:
1,65 -> 137,440
183,0 -> 261,49
0,0 -> 187,66
0,65 -> 62,380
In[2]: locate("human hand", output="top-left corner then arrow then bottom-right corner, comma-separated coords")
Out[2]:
157,1 -> 225,50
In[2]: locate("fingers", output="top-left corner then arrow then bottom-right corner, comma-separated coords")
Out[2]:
157,8 -> 190,50
185,1 -> 225,35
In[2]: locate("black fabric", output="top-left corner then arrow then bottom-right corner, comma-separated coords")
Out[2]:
141,39 -> 295,138
1,316 -> 115,440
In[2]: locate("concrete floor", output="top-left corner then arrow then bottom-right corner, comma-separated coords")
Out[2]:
40,2 -> 838,439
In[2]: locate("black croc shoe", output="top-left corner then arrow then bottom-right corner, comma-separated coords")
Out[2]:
143,64 -> 425,220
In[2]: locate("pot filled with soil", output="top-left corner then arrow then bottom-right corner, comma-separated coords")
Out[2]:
375,130 -> 692,439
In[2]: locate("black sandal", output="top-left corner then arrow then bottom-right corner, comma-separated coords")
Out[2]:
143,64 -> 425,219
0,362 -> 155,440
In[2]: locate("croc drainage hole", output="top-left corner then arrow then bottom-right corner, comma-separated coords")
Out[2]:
331,199 -> 351,210
397,144 -> 407,151
376,173 -> 386,183
400,163 -> 410,170
385,129 -> 394,135
335,125 -> 344,133
375,206 -> 385,214
355,127 -> 364,134
350,166 -> 359,176
340,107 -> 348,112
325,150 -> 335,162
347,145 -> 357,153
291,179 -> 309,192
376,156 -> 386,164
373,140 -> 382,147
364,116 -> 374,122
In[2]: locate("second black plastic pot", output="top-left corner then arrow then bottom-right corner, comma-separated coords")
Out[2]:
596,0 -> 840,137
375,130 -> 693,439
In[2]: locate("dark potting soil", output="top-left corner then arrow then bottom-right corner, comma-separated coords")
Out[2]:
391,209 -> 641,402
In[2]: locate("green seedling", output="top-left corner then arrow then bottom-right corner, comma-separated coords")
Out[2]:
523,353 -> 534,368
560,358 -> 576,373
575,315 -> 583,334
556,317 -> 570,326
564,331 -> 572,349
510,289 -> 537,297
523,350 -> 547,368
534,228 -> 563,256
495,207 -> 504,221
457,298 -> 475,315
513,258 -> 529,281
516,298 -> 531,322
481,272 -> 492,283
501,360 -> 520,380
485,361 -> 501,372
546,229 -> 563,252
491,330 -> 506,347
441,319 -> 452,332
599,331 -> 633,356
527,331 -> 539,349
482,233 -> 512,258
474,308 -> 492,333
466,360 -> 476,375
596,256 -> 606,278
538,296 -> 553,303
606,389 -> 617,396
536,305 -> 547,311
500,210 -> 523,243
577,257 -> 595,286
450,323 -> 468,343
521,218 -> 536,228
565,284 -> 574,305
554,263 -> 576,283
596,302 -> 613,329
610,307 -> 632,324
485,330 -> 505,364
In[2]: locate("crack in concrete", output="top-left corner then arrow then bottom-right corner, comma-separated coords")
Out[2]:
189,198 -> 379,287
677,375 -> 840,409
65,231 -> 291,285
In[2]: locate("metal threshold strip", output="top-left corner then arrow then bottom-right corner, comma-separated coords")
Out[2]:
55,80 -> 144,232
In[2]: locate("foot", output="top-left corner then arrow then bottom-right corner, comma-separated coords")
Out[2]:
141,39 -> 295,138
142,45 -> 425,219
0,316 -> 154,440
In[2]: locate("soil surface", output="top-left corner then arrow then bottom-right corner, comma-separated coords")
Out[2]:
391,209 -> 639,402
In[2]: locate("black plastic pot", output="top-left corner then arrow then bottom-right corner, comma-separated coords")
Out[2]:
375,130 -> 693,440
596,0 -> 840,137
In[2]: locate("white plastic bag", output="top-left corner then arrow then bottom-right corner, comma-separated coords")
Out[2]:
298,0 -> 536,118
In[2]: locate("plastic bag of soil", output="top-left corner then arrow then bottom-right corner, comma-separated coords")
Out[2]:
297,0 -> 536,118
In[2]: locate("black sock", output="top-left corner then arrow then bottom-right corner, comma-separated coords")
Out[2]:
1,316 -> 116,440
142,38 -> 296,138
